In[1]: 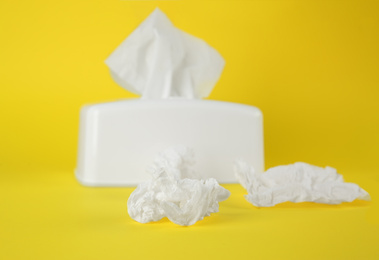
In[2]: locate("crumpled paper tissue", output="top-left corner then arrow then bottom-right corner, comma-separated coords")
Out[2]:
127,147 -> 230,226
235,161 -> 370,207
105,8 -> 225,99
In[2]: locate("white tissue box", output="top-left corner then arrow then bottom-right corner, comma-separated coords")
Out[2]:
75,99 -> 264,186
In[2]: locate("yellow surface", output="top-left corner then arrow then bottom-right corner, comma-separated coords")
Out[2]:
1,171 -> 378,259
0,0 -> 378,259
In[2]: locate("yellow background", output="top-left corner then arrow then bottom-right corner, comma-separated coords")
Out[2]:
1,0 -> 378,259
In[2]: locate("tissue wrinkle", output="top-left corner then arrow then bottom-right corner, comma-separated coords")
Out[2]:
127,147 -> 230,226
235,161 -> 370,207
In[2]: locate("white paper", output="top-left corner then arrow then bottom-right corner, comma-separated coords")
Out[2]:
127,147 -> 230,226
105,8 -> 225,99
235,161 -> 370,207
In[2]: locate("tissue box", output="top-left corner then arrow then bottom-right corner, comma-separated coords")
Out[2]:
75,99 -> 264,186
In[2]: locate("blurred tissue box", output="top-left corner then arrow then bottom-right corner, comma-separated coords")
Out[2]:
75,8 -> 264,186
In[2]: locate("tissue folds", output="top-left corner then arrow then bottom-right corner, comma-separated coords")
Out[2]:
235,161 -> 370,207
127,148 -> 230,226
105,8 -> 225,99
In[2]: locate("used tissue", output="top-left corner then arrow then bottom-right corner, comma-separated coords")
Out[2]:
235,161 -> 370,207
105,8 -> 225,99
127,147 -> 230,226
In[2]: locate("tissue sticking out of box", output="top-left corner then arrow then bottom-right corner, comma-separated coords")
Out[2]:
127,147 -> 230,226
105,8 -> 225,99
234,161 -> 370,207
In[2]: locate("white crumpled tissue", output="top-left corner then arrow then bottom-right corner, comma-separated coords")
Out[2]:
127,147 -> 230,226
105,8 -> 225,99
235,161 -> 370,207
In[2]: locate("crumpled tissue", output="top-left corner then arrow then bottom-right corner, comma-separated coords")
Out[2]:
105,8 -> 225,99
235,161 -> 370,207
127,147 -> 230,226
